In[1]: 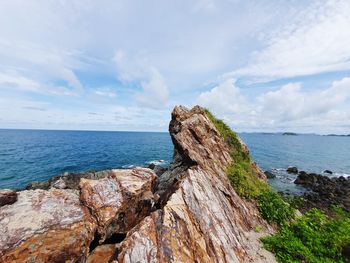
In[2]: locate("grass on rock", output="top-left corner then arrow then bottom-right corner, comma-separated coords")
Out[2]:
204,108 -> 350,262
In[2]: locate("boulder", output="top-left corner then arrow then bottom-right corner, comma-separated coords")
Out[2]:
79,168 -> 157,242
0,189 -> 17,206
0,189 -> 96,262
264,171 -> 276,179
323,170 -> 333,174
287,166 -> 298,174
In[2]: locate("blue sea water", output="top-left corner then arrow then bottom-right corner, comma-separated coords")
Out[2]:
0,129 -> 349,191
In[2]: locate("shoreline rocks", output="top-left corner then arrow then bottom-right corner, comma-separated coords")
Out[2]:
286,166 -> 298,174
294,171 -> 350,213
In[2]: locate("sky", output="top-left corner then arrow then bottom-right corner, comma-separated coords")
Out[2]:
0,0 -> 350,134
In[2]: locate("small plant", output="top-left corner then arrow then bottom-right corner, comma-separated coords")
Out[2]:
255,224 -> 263,233
283,195 -> 305,209
258,191 -> 295,226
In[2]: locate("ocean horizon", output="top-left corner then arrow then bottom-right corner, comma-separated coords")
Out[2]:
1,128 -> 349,190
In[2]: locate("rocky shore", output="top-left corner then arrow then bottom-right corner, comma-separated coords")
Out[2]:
294,171 -> 350,214
0,106 -> 276,263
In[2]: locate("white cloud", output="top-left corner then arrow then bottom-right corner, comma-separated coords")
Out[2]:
113,50 -> 169,109
230,0 -> 350,81
93,88 -> 117,98
197,78 -> 248,114
0,71 -> 76,96
197,77 -> 350,132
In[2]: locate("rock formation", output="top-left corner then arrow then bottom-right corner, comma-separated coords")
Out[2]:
0,105 -> 275,263
117,105 -> 274,263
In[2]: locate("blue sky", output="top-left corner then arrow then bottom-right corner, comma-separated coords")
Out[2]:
0,0 -> 350,133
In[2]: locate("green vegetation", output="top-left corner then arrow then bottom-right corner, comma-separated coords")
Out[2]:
258,191 -> 295,226
204,108 -> 268,199
204,108 -> 350,262
262,208 -> 350,263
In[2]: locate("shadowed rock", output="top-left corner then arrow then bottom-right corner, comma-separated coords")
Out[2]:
0,189 -> 17,206
79,168 -> 157,242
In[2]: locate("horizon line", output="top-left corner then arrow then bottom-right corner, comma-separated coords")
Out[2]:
0,127 -> 348,136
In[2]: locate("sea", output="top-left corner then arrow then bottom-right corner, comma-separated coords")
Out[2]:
0,129 -> 349,193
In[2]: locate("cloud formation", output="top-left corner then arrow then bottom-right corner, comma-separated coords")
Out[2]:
197,77 -> 350,133
114,50 -> 169,109
0,0 -> 349,132
230,0 -> 350,81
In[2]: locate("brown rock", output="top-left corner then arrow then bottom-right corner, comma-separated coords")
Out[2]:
0,189 -> 96,262
79,168 -> 157,242
87,244 -> 118,263
0,189 -> 17,206
117,106 -> 275,262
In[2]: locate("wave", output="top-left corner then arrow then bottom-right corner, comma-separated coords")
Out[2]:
146,160 -> 165,165
332,172 -> 350,178
121,164 -> 136,169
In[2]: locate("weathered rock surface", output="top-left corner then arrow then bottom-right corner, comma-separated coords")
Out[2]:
26,170 -> 110,190
295,171 -> 350,212
79,168 -> 157,242
0,189 -> 96,262
117,106 -> 275,262
0,189 -> 17,207
87,244 -> 118,263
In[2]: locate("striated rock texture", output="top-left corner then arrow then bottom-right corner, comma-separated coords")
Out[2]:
0,189 -> 17,207
79,168 -> 157,242
117,106 -> 275,263
87,244 -> 118,263
0,189 -> 96,262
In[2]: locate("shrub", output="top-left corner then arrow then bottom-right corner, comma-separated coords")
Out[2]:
262,208 -> 350,263
204,109 -> 266,199
226,157 -> 270,199
258,191 -> 295,226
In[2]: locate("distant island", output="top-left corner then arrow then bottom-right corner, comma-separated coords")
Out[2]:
325,134 -> 350,137
282,132 -> 298,136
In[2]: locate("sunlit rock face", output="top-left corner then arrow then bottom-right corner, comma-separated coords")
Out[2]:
117,106 -> 275,263
0,189 -> 96,262
79,168 -> 157,242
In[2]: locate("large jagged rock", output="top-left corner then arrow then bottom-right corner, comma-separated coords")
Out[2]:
0,189 -> 96,262
117,106 -> 275,263
79,168 -> 157,242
